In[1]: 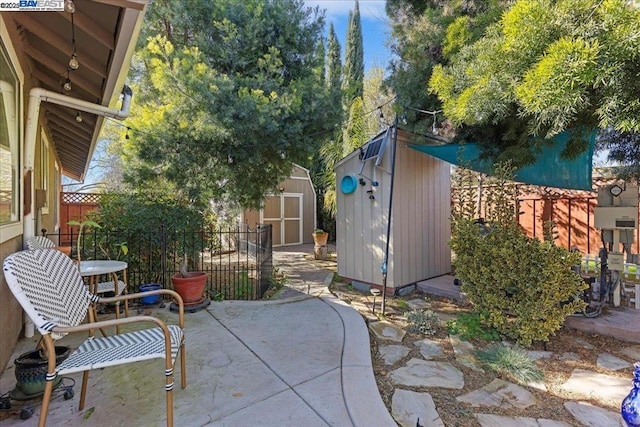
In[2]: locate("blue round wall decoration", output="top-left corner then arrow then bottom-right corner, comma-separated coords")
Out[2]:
340,174 -> 358,194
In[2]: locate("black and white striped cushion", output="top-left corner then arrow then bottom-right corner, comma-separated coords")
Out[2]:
95,280 -> 127,295
57,325 -> 184,374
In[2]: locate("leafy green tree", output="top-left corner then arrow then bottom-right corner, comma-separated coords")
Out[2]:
343,97 -> 366,155
342,0 -> 364,107
123,0 -> 328,210
429,0 -> 640,164
385,0 -> 504,135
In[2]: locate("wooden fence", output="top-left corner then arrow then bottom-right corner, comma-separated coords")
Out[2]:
59,192 -> 100,245
517,191 -> 640,256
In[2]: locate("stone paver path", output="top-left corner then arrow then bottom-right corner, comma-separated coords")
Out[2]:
457,378 -> 537,409
449,335 -> 482,371
564,401 -> 626,427
414,338 -> 444,359
474,413 -> 572,427
391,389 -> 444,427
369,321 -> 406,343
560,369 -> 630,405
390,358 -> 464,389
379,345 -> 410,365
598,353 -> 632,371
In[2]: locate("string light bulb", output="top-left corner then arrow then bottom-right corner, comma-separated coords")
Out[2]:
279,150 -> 286,159
68,54 -> 79,70
75,111 -> 82,123
227,155 -> 233,164
63,78 -> 72,92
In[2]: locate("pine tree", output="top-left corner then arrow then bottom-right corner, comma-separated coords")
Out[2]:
341,0 -> 364,108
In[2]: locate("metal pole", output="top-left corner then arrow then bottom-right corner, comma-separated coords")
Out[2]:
381,118 -> 399,315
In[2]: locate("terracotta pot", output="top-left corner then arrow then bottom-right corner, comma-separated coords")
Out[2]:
171,272 -> 207,304
55,246 -> 72,257
312,232 -> 328,246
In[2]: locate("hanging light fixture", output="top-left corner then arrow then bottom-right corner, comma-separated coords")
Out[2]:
63,75 -> 72,92
68,13 -> 79,70
68,53 -> 79,70
75,111 -> 83,123
64,0 -> 75,13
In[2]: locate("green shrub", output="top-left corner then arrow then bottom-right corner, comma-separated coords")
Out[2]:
450,162 -> 587,346
446,312 -> 501,342
406,309 -> 440,335
475,344 -> 544,385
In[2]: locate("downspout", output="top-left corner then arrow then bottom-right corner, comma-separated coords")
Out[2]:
381,118 -> 399,314
21,86 -> 132,339
23,85 -> 133,239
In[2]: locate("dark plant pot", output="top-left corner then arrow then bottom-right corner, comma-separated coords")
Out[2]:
14,346 -> 71,396
139,283 -> 162,305
171,272 -> 207,304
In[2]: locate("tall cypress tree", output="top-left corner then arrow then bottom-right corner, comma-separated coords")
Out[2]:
314,35 -> 326,88
341,0 -> 364,108
326,23 -> 342,100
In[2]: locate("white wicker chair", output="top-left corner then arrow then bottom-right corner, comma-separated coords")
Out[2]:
25,236 -> 56,250
3,249 -> 186,427
26,235 -> 130,328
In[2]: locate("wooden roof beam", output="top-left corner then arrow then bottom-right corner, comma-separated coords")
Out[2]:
12,14 -> 107,78
57,11 -> 114,51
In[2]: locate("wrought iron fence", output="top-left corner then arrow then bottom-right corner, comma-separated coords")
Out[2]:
46,224 -> 273,301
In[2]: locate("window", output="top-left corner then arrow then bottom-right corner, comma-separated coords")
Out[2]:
0,41 -> 20,226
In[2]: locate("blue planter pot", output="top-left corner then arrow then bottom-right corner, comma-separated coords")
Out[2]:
139,283 -> 162,305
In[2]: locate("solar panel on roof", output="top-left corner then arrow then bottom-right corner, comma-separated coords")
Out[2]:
360,128 -> 390,166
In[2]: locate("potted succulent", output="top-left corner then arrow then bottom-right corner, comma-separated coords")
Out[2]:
312,228 -> 329,247
171,252 -> 207,306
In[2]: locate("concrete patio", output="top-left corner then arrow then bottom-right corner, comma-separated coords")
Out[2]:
0,293 -> 395,426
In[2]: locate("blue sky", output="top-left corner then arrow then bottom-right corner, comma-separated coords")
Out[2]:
305,0 -> 391,74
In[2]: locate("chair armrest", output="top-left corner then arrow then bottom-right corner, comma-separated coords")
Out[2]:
100,289 -> 182,306
51,315 -> 173,335
98,289 -> 184,328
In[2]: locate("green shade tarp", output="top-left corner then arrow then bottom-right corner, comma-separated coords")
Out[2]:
408,132 -> 595,191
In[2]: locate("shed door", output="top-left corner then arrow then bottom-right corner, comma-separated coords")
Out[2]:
262,193 -> 302,247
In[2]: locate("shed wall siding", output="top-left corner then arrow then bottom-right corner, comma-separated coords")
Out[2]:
336,150 -> 389,287
336,128 -> 452,290
390,139 -> 452,287
243,164 -> 316,245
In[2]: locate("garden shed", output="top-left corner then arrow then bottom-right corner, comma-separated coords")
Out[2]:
242,163 -> 317,247
335,125 -> 452,294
